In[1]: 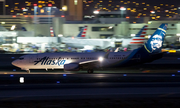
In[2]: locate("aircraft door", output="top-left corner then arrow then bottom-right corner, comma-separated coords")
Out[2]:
115,41 -> 122,47
29,54 -> 38,63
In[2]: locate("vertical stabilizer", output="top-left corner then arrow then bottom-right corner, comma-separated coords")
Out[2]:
77,26 -> 87,38
135,25 -> 148,37
50,26 -> 56,37
144,23 -> 168,53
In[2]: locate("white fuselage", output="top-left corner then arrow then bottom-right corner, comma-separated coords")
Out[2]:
61,37 -> 145,49
12,51 -> 132,70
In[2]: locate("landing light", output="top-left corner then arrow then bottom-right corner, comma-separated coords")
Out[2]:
98,57 -> 104,62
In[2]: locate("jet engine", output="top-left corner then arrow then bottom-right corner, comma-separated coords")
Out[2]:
64,63 -> 79,71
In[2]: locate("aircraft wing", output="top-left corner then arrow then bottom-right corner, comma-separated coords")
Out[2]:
79,60 -> 99,65
79,59 -> 101,69
78,52 -> 109,69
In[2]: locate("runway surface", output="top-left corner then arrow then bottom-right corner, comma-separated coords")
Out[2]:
1,53 -> 180,107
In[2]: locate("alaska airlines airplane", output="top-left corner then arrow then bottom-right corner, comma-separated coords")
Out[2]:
12,23 -> 167,73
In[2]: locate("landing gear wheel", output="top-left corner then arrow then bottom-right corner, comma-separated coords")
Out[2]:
26,70 -> 30,73
87,69 -> 94,73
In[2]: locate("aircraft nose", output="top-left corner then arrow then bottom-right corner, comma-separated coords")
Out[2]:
12,60 -> 18,66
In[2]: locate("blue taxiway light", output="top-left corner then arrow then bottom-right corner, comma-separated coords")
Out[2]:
13,69 -> 16,71
63,74 -> 67,77
172,74 -> 175,76
10,75 -> 14,77
178,58 -> 180,60
123,74 -> 127,76
57,81 -> 60,83
178,71 -> 180,73
11,57 -> 15,59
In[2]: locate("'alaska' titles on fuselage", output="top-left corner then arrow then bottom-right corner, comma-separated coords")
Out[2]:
34,56 -> 66,66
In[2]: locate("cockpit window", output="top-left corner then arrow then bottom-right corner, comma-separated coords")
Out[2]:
19,58 -> 24,60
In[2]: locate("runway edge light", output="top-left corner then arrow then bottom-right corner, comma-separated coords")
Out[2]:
19,77 -> 24,83
172,74 -> 175,77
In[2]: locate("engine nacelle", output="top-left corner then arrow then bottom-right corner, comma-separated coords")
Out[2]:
64,63 -> 79,71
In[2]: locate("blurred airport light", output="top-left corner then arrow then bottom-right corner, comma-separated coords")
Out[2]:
63,74 -> 67,77
74,0 -> 78,5
11,25 -> 16,30
108,26 -> 113,29
131,34 -> 136,37
22,8 -> 28,11
58,34 -> 63,37
48,4 -> 52,7
176,33 -> 180,36
93,10 -> 99,14
10,75 -> 14,77
62,5 -> 67,11
150,11 -> 155,13
1,22 -> 5,24
19,77 -> 24,83
33,4 -> 37,6
120,7 -> 126,10
148,21 -> 152,24
61,15 -> 65,17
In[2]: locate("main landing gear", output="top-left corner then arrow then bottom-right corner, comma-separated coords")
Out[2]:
87,69 -> 94,73
26,69 -> 30,73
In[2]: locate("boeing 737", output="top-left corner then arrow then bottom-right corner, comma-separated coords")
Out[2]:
12,23 -> 168,73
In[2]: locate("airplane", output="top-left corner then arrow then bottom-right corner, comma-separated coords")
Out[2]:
12,23 -> 168,73
50,26 -> 56,37
60,25 -> 147,50
119,25 -> 148,48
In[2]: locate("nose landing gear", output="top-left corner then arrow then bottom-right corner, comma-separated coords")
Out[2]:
87,69 -> 94,73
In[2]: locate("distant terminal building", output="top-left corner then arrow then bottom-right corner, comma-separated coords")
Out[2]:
61,0 -> 83,20
0,0 -> 5,15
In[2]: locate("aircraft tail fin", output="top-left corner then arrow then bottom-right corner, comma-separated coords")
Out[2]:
135,25 -> 148,37
144,23 -> 168,53
50,26 -> 56,37
130,25 -> 147,45
77,26 -> 87,38
21,27 -> 27,31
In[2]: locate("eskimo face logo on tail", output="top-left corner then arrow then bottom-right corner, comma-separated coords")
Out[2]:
150,35 -> 162,51
34,56 -> 66,66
